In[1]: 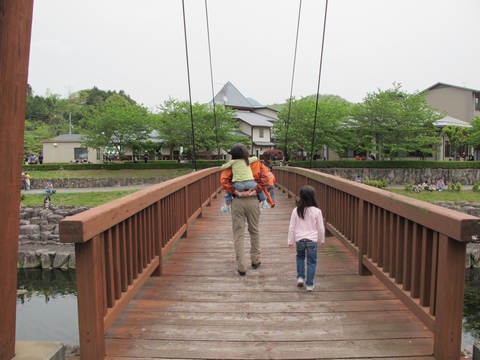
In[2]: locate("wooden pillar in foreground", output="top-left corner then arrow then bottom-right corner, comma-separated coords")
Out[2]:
0,1 -> 34,359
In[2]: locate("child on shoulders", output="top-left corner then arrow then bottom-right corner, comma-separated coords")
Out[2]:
221,148 -> 269,212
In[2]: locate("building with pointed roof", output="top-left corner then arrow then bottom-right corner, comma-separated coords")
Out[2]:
214,81 -> 279,158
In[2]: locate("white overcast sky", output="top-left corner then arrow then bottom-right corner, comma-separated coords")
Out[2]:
28,0 -> 480,111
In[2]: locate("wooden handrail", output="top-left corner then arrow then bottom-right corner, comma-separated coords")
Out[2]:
60,168 -> 222,360
273,166 -> 480,360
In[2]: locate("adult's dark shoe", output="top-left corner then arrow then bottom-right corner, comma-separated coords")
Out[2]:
251,262 -> 261,269
238,270 -> 246,276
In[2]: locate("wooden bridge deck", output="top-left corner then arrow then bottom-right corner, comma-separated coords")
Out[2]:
103,190 -> 435,359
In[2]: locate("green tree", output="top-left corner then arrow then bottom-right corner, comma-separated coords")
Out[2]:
467,116 -> 480,150
351,83 -> 442,160
155,99 -> 242,158
275,96 -> 351,160
81,95 -> 154,159
442,125 -> 470,158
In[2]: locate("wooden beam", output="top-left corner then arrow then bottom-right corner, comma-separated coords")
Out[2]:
0,1 -> 33,359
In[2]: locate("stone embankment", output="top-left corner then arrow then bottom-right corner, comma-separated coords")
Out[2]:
27,177 -> 166,190
18,201 -> 480,269
319,168 -> 480,186
18,205 -> 91,269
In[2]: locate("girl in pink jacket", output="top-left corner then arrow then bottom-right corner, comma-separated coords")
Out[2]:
288,185 -> 325,291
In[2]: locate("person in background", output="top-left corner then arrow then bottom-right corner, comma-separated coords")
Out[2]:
38,153 -> 43,164
25,173 -> 31,191
43,181 -> 53,195
266,166 -> 276,204
436,178 -> 445,191
287,185 -> 325,291
21,172 -> 26,190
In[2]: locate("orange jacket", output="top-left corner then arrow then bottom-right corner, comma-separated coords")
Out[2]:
267,171 -> 276,186
220,161 -> 275,206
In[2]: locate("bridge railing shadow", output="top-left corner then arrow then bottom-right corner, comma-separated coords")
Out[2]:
59,167 -> 222,360
274,166 -> 480,360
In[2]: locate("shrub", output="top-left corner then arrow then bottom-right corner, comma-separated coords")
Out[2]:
448,182 -> 456,190
455,182 -> 463,191
363,180 -> 387,188
473,182 -> 480,191
404,182 -> 414,190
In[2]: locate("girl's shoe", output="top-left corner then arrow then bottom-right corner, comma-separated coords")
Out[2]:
306,285 -> 314,291
221,205 -> 230,213
297,278 -> 304,286
261,200 -> 270,209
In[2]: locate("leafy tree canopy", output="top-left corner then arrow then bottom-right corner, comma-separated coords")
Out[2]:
81,95 -> 155,158
350,83 -> 443,160
155,98 -> 245,156
274,95 -> 351,160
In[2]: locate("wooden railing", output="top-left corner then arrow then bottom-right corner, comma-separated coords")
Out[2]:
273,166 -> 480,360
59,168 -> 223,360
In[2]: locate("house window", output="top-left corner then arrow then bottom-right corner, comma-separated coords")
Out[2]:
74,148 -> 88,160
96,148 -> 100,160
476,94 -> 480,111
259,129 -> 264,138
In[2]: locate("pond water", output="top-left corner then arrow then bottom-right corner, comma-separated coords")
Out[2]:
16,268 -> 78,345
16,268 -> 480,349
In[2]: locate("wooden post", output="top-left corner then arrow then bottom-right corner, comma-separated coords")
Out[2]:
434,234 -> 466,359
0,1 -> 33,359
76,237 -> 106,360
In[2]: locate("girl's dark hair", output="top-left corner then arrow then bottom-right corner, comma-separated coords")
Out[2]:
296,185 -> 318,219
230,143 -> 250,167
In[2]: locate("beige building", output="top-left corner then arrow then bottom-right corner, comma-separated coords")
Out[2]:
424,82 -> 480,123
423,82 -> 480,160
42,134 -> 103,164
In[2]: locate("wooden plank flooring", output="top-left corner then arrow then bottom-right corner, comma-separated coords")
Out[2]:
104,190 -> 435,359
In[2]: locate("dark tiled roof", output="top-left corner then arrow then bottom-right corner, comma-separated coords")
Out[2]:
214,81 -> 263,109
55,134 -> 83,141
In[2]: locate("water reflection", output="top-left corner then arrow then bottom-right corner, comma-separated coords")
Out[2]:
16,268 -> 79,345
464,268 -> 480,349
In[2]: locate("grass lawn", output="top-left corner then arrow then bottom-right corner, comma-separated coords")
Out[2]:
21,190 -> 141,207
21,169 -> 193,207
387,188 -> 480,203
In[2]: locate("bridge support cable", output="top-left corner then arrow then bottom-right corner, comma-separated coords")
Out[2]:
181,0 -> 197,171
204,0 -> 220,159
284,0 -> 303,162
309,0 -> 329,169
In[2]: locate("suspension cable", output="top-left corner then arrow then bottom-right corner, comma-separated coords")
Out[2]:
309,0 -> 329,169
284,0 -> 303,163
204,0 -> 220,159
181,0 -> 197,171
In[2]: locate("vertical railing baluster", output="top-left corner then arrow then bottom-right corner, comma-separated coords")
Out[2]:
420,227 -> 433,306
411,223 -> 423,298
434,234 -> 467,359
403,220 -> 413,291
395,216 -> 405,284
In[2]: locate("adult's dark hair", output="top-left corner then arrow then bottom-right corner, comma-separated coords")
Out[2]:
230,143 -> 250,167
296,185 -> 318,220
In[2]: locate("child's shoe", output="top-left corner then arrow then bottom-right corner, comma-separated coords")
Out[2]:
306,285 -> 315,291
221,204 -> 231,213
261,200 -> 270,209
